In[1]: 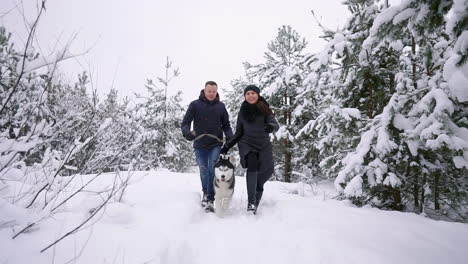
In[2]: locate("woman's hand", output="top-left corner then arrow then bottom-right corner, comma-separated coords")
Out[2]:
264,123 -> 275,133
220,145 -> 230,155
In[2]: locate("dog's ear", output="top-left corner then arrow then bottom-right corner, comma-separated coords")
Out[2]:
228,155 -> 235,164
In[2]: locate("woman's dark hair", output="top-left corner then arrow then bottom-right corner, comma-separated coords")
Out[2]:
257,97 -> 273,116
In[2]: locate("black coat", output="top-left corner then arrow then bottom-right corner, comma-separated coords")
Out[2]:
226,98 -> 279,169
181,90 -> 233,150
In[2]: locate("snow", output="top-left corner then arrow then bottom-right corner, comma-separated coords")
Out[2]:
343,175 -> 363,197
332,33 -> 348,56
342,108 -> 361,119
335,129 -> 375,191
447,70 -> 468,102
406,140 -> 419,156
393,113 -> 412,130
284,66 -> 299,84
392,8 -> 416,25
98,118 -> 112,132
2,170 -> 467,264
368,158 -> 388,185
0,136 -> 42,153
415,4 -> 429,23
369,0 -> 413,37
318,49 -> 330,65
443,31 -> 468,102
453,156 -> 468,169
375,95 -> 399,156
390,40 -> 404,51
383,172 -> 402,187
446,0 -> 468,36
274,125 -> 294,141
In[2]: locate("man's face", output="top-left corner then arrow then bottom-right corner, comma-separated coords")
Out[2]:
204,84 -> 218,101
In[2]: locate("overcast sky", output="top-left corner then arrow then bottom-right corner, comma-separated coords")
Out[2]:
1,0 -> 350,104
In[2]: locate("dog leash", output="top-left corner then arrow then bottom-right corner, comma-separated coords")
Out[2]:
193,133 -> 225,143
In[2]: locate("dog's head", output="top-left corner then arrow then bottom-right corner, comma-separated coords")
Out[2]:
214,154 -> 235,182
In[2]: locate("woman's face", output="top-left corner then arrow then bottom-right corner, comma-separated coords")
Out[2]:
245,90 -> 259,104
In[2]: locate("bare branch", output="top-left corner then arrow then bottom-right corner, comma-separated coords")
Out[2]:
40,176 -> 130,253
0,2 -> 19,18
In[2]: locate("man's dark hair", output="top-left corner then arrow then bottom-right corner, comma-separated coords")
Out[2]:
205,81 -> 218,87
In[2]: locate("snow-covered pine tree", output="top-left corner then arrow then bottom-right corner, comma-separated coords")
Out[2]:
335,0 -> 468,219
0,26 -> 101,211
46,72 -> 101,174
90,89 -> 141,172
134,59 -> 193,171
161,90 -> 193,171
244,25 -> 308,182
297,0 -> 395,181
0,26 -> 54,185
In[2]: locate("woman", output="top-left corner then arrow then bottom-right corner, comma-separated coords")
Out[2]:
220,85 -> 279,214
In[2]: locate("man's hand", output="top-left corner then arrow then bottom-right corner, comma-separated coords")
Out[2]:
184,131 -> 196,141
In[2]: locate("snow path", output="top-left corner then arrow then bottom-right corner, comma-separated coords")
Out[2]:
1,170 -> 468,264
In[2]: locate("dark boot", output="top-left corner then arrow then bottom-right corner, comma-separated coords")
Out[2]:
247,202 -> 257,214
201,193 -> 208,207
204,200 -> 214,213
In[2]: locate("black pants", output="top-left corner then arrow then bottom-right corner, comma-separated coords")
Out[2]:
246,152 -> 271,204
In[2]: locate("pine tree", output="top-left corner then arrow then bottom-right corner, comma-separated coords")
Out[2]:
134,59 -> 193,171
297,0 -> 385,181
0,26 -> 52,174
335,0 -> 468,219
46,72 -> 100,173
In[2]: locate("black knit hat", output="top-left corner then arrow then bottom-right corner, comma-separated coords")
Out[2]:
243,85 -> 260,96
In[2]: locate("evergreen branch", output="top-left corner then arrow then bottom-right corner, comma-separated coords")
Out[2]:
0,0 -> 46,116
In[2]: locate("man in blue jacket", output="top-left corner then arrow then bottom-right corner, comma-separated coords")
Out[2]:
181,81 -> 233,212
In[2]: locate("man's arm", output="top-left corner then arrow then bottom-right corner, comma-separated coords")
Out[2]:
181,102 -> 195,140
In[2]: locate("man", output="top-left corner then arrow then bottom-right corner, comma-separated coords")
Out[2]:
181,81 -> 233,212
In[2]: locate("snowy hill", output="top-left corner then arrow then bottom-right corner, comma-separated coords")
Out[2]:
1,170 -> 468,264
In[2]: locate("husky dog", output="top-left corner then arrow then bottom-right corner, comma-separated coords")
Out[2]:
213,154 -> 235,217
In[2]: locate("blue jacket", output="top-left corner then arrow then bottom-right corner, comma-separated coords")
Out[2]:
181,90 -> 233,150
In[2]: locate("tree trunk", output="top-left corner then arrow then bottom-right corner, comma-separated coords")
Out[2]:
389,73 -> 395,94
368,83 -> 374,118
411,36 -> 418,89
434,170 -> 440,210
413,175 -> 419,209
392,187 -> 402,210
284,138 -> 292,183
419,173 -> 427,213
282,92 -> 292,183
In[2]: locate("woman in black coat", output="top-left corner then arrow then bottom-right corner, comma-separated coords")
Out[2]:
221,85 -> 279,214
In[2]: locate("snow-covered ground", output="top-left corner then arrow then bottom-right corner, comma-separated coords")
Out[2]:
1,170 -> 468,264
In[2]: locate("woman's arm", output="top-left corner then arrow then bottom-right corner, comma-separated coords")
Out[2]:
224,114 -> 243,149
265,114 -> 279,133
